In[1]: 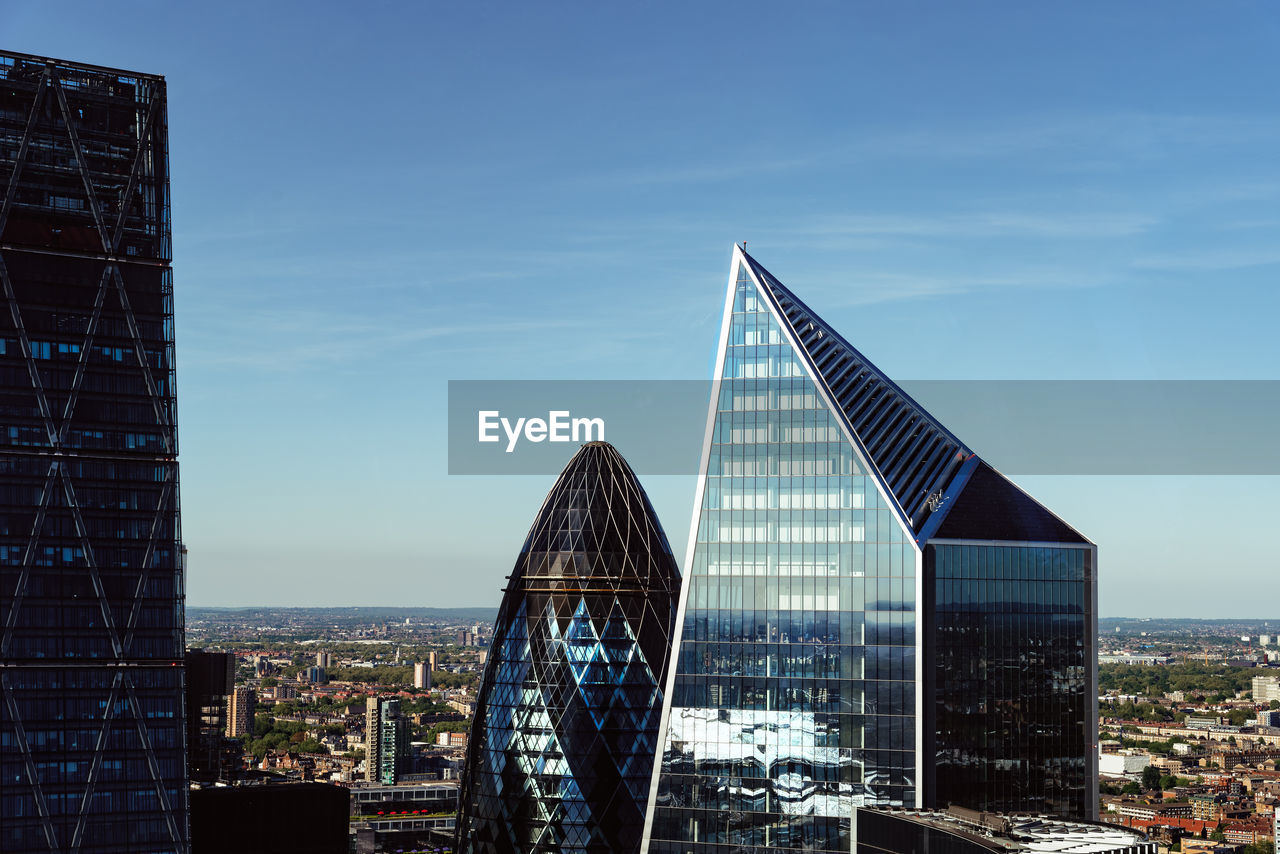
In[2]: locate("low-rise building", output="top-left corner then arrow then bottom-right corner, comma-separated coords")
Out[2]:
349,782 -> 458,854
1253,677 -> 1280,705
1222,818 -> 1273,845
1117,803 -> 1193,821
1180,840 -> 1244,854
1102,752 -> 1153,779
1190,793 -> 1222,821
435,731 -> 467,748
857,807 -> 1156,854
447,698 -> 475,716
1212,749 -> 1280,770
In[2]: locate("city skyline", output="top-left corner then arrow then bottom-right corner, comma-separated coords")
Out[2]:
4,4 -> 1279,618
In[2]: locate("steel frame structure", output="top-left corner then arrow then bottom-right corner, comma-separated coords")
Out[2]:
0,50 -> 186,854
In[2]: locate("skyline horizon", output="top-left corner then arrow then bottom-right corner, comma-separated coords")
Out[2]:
186,603 -> 1280,621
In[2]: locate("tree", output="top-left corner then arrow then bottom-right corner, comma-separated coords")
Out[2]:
1142,765 -> 1162,791
1122,782 -> 1142,795
425,720 -> 471,745
1270,700 -> 1279,710
260,677 -> 278,688
1227,708 -> 1253,727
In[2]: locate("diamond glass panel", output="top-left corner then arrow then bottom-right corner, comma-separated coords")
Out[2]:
457,443 -> 681,854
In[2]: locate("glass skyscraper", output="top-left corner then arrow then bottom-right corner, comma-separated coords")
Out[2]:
457,442 -> 681,854
642,247 -> 1096,854
0,52 -> 186,853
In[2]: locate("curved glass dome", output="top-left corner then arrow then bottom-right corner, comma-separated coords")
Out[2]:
457,442 -> 682,854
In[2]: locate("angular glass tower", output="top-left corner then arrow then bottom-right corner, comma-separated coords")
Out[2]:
642,247 -> 1096,854
457,442 -> 682,854
0,52 -> 185,853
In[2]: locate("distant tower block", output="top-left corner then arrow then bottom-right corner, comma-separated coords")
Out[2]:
227,686 -> 257,738
414,662 -> 431,690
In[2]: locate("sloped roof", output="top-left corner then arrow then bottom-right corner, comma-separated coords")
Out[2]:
742,250 -> 970,532
740,249 -> 1088,545
932,460 -> 1088,543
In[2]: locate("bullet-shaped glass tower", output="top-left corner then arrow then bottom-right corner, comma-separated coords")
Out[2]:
458,442 -> 682,854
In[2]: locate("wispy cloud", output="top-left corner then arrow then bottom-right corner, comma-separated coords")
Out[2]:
583,112 -> 1280,189
774,211 -> 1158,243
1131,248 -> 1280,272
180,312 -> 591,371
782,266 -> 1122,308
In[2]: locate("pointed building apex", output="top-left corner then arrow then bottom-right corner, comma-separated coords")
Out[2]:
737,250 -> 971,533
734,250 -> 1087,543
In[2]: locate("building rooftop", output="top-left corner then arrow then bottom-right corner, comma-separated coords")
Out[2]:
862,807 -> 1154,854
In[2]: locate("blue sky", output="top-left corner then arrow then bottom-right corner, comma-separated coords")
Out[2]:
6,3 -> 1279,615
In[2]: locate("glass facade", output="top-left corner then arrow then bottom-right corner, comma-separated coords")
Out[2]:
926,543 -> 1092,816
646,264 -> 918,854
0,52 -> 186,853
184,650 -> 233,784
643,247 -> 1097,854
457,442 -> 681,854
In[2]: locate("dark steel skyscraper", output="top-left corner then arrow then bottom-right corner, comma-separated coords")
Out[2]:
457,442 -> 681,854
641,247 -> 1095,854
0,51 -> 185,852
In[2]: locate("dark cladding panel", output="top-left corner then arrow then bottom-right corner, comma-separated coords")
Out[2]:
932,462 -> 1086,544
190,784 -> 349,854
185,650 -> 233,696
